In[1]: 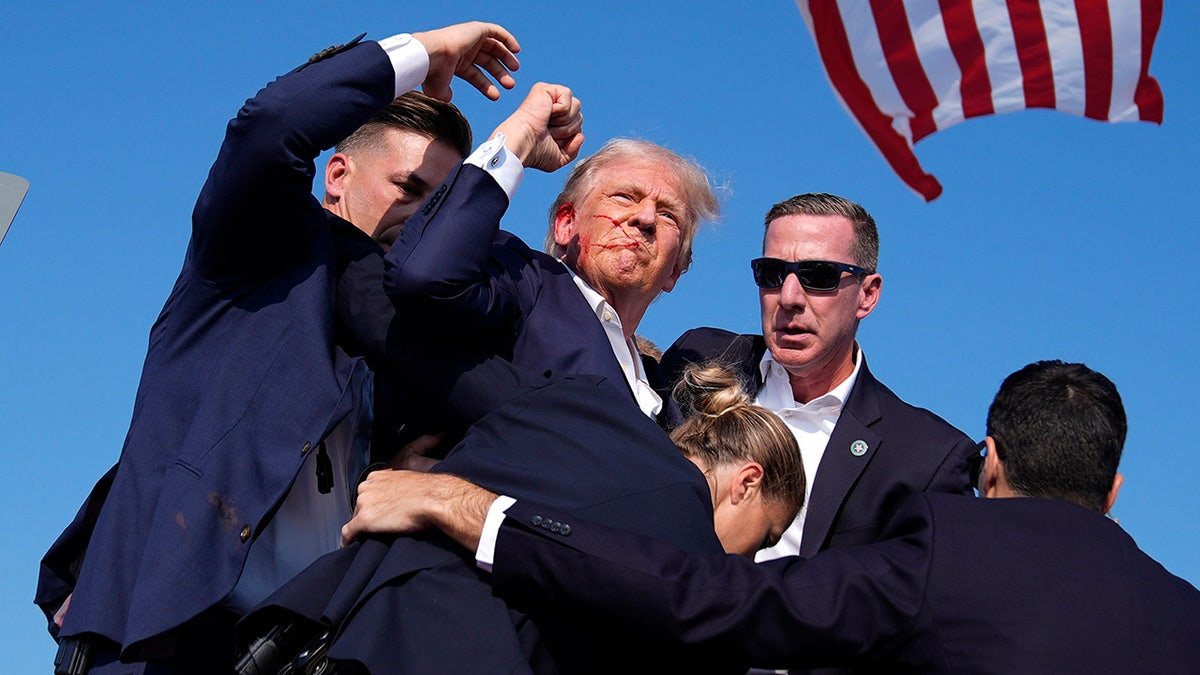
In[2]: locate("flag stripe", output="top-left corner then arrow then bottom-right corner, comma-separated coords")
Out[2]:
870,0 -> 939,141
839,0 -> 915,144
975,0 -> 1026,114
1041,2 -> 1087,116
1108,0 -> 1145,121
906,0 -> 967,132
1007,0 -> 1056,109
939,0 -> 995,118
1135,0 -> 1164,122
1074,0 -> 1114,121
806,0 -> 943,199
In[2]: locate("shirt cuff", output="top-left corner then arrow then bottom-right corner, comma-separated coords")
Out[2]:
377,33 -> 430,98
475,495 -> 517,573
464,133 -> 524,200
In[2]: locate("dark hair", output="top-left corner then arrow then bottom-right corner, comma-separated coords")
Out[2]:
986,360 -> 1126,511
336,91 -> 472,158
763,193 -> 879,271
671,363 -> 805,513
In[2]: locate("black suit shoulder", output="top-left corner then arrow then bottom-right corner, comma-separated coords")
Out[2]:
661,327 -> 765,397
918,494 -> 1200,672
859,372 -> 971,448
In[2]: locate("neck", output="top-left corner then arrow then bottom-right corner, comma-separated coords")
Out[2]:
788,347 -> 857,404
573,266 -> 649,341
607,292 -> 648,341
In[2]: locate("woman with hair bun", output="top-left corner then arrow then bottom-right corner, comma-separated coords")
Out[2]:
671,362 -> 806,557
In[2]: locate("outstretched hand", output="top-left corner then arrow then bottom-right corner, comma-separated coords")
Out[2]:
494,83 -> 585,173
413,22 -> 521,101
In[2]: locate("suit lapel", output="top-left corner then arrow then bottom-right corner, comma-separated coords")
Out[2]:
550,267 -> 643,410
799,363 -> 884,557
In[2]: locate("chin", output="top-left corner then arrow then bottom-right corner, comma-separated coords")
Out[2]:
769,347 -> 814,372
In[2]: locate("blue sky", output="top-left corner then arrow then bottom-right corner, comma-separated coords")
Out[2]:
3,2 -> 1197,670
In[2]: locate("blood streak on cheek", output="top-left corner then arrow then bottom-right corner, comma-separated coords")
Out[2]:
589,214 -> 640,250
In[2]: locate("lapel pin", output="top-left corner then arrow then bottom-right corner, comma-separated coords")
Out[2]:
850,439 -> 869,457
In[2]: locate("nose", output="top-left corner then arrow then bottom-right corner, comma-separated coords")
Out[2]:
777,271 -> 808,309
627,197 -> 657,231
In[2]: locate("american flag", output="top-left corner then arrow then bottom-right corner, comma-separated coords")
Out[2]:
797,0 -> 1164,200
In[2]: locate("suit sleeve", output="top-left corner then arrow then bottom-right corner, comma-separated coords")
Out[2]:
34,463 -> 118,636
190,40 -> 398,281
925,434 -> 976,496
382,165 -> 523,340
491,494 -> 935,670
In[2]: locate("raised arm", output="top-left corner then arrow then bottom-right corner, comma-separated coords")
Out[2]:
190,23 -> 520,281
382,83 -> 583,333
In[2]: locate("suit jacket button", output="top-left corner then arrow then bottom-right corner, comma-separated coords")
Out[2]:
549,521 -> 561,533
559,524 -> 571,536
301,441 -> 311,456
239,525 -> 252,542
531,515 -> 543,526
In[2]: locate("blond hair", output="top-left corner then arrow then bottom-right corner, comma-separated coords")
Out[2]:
670,363 -> 805,511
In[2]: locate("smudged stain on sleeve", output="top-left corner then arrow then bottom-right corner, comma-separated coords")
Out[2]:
208,492 -> 239,531
175,512 -> 187,530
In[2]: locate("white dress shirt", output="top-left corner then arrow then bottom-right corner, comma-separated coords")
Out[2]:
753,346 -> 863,562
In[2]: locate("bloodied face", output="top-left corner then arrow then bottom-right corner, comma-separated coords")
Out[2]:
552,158 -> 688,304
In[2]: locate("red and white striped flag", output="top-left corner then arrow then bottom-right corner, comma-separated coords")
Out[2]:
797,0 -> 1164,200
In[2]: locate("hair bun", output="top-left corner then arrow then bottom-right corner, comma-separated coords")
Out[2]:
673,362 -> 751,419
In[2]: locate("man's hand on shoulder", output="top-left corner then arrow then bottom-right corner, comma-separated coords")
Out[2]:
413,22 -> 521,101
342,470 -> 497,552
495,83 -> 585,173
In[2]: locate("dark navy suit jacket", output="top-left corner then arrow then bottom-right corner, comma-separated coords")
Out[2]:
492,493 -> 1200,673
384,179 -> 682,428
661,328 -> 975,556
238,350 -> 723,674
35,39 -> 408,662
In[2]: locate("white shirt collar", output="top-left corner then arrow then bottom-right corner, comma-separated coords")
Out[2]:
758,344 -> 863,412
563,263 -> 662,417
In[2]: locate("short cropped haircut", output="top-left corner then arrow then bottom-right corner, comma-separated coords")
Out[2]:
335,91 -> 472,159
544,138 -> 719,274
986,360 -> 1126,512
763,193 -> 880,271
671,362 -> 805,516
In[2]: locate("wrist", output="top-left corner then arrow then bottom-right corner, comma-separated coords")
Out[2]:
493,121 -> 537,167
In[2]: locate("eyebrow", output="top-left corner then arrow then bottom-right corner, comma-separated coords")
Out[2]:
392,171 -> 433,193
609,181 -> 686,215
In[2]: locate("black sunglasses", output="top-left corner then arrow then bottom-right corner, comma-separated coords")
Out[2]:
967,440 -> 987,487
750,257 -> 874,291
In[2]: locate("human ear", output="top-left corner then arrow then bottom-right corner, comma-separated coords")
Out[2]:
856,273 -> 882,319
324,153 -> 352,200
660,263 -> 684,294
730,462 -> 765,505
1104,473 -> 1124,515
552,202 -> 576,248
981,436 -> 1003,498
